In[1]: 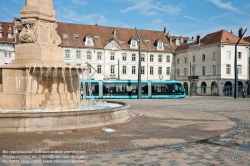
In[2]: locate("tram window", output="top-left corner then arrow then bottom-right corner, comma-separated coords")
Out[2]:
86,83 -> 99,96
141,84 -> 148,94
116,84 -> 127,94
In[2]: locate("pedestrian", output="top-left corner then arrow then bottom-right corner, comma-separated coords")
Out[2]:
80,88 -> 84,99
242,89 -> 246,98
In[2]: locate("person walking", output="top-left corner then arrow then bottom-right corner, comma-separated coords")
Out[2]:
242,89 -> 246,98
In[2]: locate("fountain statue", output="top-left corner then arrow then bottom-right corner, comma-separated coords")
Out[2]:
0,0 -> 130,132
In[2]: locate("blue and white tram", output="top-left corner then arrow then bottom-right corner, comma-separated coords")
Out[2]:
81,80 -> 186,99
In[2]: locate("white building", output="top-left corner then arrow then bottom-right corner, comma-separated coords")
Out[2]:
57,23 -> 175,80
0,22 -> 15,65
175,28 -> 250,96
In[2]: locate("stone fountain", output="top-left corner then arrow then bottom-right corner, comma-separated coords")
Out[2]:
0,0 -> 130,132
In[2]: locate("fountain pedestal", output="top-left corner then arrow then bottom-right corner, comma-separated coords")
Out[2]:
0,0 -> 130,132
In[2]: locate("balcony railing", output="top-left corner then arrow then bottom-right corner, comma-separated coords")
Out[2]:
188,76 -> 199,79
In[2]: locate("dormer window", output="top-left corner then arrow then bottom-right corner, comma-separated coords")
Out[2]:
175,38 -> 180,45
84,36 -> 94,46
94,36 -> 100,41
131,40 -> 136,47
62,34 -> 68,40
145,40 -> 150,44
164,44 -> 170,48
129,38 -> 138,49
158,41 -> 163,49
156,40 -> 164,50
74,34 -> 79,40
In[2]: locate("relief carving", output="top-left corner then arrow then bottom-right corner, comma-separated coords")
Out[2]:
19,18 -> 38,43
50,23 -> 61,46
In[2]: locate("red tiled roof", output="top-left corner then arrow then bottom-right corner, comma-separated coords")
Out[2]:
0,22 -> 15,43
176,30 -> 249,52
243,36 -> 250,43
202,30 -> 249,45
171,36 -> 189,41
57,22 -> 175,53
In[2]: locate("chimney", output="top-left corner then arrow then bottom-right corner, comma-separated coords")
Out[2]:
197,35 -> 200,44
112,30 -> 116,38
238,27 -> 243,38
180,36 -> 183,43
167,31 -> 170,37
95,21 -> 98,26
230,30 -> 233,34
163,27 -> 167,34
169,36 -> 172,43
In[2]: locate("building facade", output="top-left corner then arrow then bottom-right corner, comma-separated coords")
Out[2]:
0,22 -> 15,65
175,29 -> 250,96
57,23 -> 175,80
2,19 -> 250,96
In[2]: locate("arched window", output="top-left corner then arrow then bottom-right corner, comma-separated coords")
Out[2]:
201,82 -> 207,94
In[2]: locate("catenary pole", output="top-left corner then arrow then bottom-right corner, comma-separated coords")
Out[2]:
135,27 -> 142,99
234,28 -> 247,98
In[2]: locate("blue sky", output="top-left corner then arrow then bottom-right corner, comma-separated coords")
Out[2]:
1,0 -> 250,38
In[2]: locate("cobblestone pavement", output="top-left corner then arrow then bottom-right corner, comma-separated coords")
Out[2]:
0,96 -> 250,165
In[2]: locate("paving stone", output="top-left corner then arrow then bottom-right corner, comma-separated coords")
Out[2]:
1,97 -> 250,165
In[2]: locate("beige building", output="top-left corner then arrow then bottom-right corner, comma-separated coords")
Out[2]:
56,23 -> 175,80
175,28 -> 250,96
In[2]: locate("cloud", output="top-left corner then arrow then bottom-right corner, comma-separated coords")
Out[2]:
152,18 -> 163,25
207,0 -> 250,16
72,0 -> 86,6
209,12 -> 231,20
1,6 -> 15,16
207,0 -> 237,11
2,7 -> 9,12
58,9 -> 107,24
184,15 -> 208,24
121,0 -> 181,15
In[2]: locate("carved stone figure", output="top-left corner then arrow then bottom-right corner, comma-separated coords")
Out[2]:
50,23 -> 61,46
19,18 -> 38,43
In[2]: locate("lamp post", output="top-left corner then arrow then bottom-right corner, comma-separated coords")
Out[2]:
234,28 -> 247,98
135,27 -> 142,99
190,62 -> 192,97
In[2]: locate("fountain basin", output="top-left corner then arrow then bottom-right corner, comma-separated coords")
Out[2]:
0,101 -> 130,132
